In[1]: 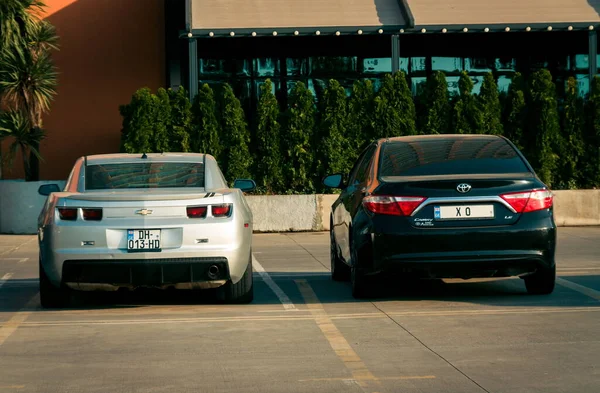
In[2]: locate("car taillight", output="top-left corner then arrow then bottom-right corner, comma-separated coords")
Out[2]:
362,196 -> 426,216
82,208 -> 102,221
500,189 -> 553,213
187,206 -> 207,218
57,207 -> 77,221
212,204 -> 232,217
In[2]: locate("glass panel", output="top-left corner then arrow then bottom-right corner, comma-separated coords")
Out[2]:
530,56 -> 548,70
432,57 -> 462,73
199,59 -> 232,77
575,74 -> 590,97
199,80 -> 225,95
464,58 -> 493,73
446,76 -> 460,96
411,77 -> 427,95
235,59 -> 251,77
254,58 -> 280,77
471,75 -> 484,95
497,75 -> 512,92
495,58 -> 516,72
363,58 -> 391,74
231,79 -> 252,109
411,57 -> 427,73
575,54 -> 589,71
310,56 -> 358,76
287,58 -> 308,76
309,79 -> 327,100
362,58 -> 409,74
86,163 -> 206,190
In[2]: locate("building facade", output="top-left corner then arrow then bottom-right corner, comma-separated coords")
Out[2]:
5,0 -> 600,180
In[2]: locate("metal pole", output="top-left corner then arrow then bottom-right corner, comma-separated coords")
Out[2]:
589,30 -> 597,84
391,34 -> 400,73
188,38 -> 199,100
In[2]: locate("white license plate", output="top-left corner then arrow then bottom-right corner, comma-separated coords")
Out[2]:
127,229 -> 161,251
434,205 -> 494,220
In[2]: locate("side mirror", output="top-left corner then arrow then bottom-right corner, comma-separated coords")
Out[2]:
38,184 -> 61,196
322,174 -> 344,189
233,179 -> 256,192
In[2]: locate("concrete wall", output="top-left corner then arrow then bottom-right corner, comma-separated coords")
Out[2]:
1,184 -> 599,234
0,180 -> 66,235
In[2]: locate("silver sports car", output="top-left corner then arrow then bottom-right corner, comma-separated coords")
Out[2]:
37,153 -> 256,308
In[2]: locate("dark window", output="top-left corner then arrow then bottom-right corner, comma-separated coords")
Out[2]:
378,137 -> 529,177
349,146 -> 376,185
85,162 -> 205,190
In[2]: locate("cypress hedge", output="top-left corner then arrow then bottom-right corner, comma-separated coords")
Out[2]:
120,70 -> 600,192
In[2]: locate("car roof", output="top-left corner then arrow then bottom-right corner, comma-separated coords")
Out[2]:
379,134 -> 504,144
85,153 -> 208,165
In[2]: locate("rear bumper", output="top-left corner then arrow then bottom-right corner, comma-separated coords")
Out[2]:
361,211 -> 556,279
61,257 -> 230,291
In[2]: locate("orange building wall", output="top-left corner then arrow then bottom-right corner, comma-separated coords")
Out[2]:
10,0 -> 166,180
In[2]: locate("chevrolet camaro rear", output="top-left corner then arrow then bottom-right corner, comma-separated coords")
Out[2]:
37,153 -> 256,308
325,135 -> 557,298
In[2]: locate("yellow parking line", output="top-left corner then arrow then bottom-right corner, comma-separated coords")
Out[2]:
557,278 -> 600,301
0,294 -> 38,347
295,279 -> 380,390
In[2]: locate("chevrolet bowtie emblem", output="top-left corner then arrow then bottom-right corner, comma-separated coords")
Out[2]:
135,209 -> 153,216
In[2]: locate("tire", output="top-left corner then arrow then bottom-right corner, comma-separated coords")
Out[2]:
524,264 -> 556,295
218,254 -> 254,304
39,260 -> 70,308
330,229 -> 350,282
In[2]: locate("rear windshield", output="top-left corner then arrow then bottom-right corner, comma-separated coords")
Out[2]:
379,137 -> 529,177
85,162 -> 205,190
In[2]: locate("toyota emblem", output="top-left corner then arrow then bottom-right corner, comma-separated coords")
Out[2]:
456,183 -> 472,193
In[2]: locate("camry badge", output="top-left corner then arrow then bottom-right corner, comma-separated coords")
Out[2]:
456,183 -> 472,193
135,209 -> 153,216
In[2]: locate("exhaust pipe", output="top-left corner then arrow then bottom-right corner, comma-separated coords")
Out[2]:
207,265 -> 220,280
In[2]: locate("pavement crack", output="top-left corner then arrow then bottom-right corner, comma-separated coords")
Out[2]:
370,302 -> 492,393
283,233 -> 329,270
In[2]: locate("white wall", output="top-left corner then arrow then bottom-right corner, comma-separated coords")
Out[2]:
1,182 -> 599,234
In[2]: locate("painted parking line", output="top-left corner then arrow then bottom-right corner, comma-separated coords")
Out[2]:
0,258 -> 29,264
556,277 -> 600,301
295,279 -> 381,391
252,254 -> 297,311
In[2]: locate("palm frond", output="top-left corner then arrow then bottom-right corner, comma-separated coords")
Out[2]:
28,19 -> 58,53
0,110 -> 45,166
0,0 -> 46,51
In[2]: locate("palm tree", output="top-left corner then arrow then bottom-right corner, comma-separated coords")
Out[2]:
0,110 -> 45,180
0,0 -> 57,180
0,0 -> 45,51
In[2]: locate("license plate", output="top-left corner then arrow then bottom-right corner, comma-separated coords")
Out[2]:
434,205 -> 494,220
127,229 -> 161,251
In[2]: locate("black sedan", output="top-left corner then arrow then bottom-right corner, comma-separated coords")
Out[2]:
323,134 -> 557,298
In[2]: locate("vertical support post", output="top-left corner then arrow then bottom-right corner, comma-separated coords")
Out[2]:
391,34 -> 400,73
188,38 -> 199,100
590,30 -> 598,83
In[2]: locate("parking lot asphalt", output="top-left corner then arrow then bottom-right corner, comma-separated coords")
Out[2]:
1,228 -> 599,393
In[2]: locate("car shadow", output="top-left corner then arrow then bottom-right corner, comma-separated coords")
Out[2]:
0,274 -> 597,311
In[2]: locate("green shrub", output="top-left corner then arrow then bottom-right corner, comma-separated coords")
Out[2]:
154,88 -> 170,153
502,72 -> 527,150
452,71 -> 482,134
191,83 -> 222,159
373,72 -> 416,139
527,69 -> 562,188
421,71 -> 451,134
254,79 -> 284,194
558,77 -> 585,189
479,73 -> 503,135
348,79 -> 376,157
167,87 -> 191,152
119,87 -> 158,154
315,79 -> 351,185
219,83 -> 252,184
281,81 -> 316,194
582,76 -> 600,188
